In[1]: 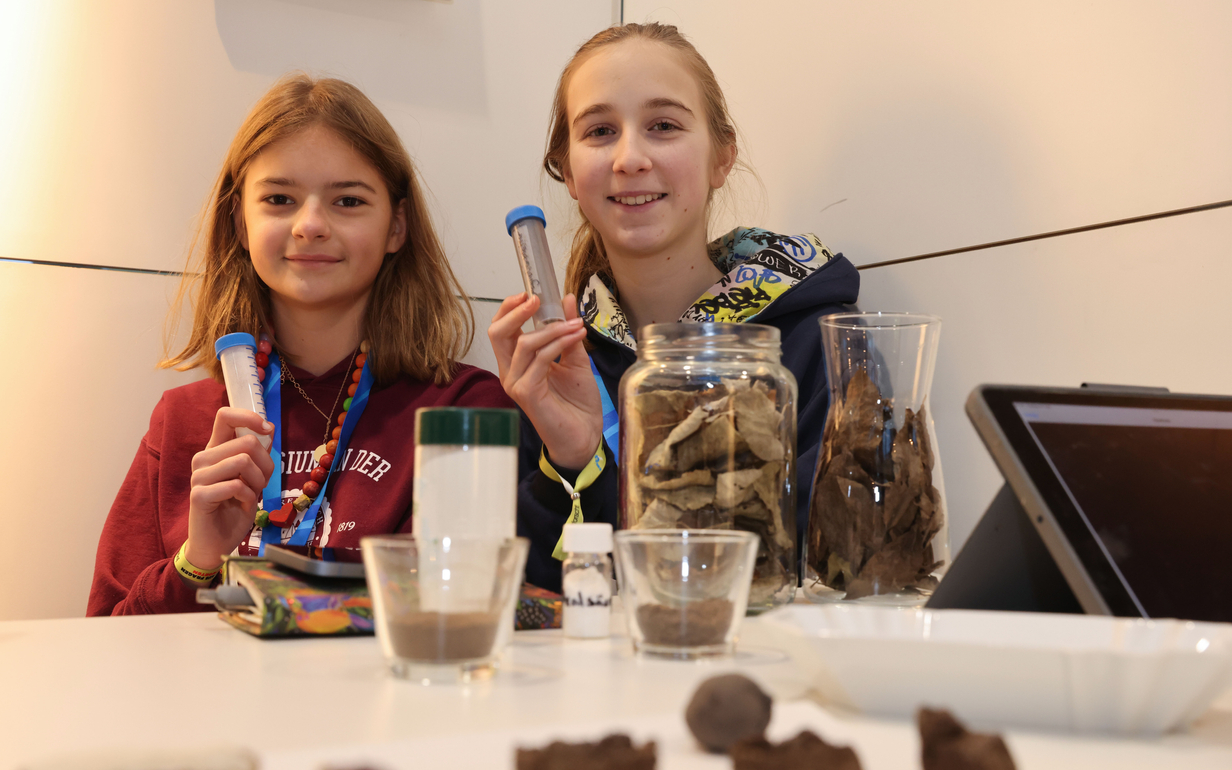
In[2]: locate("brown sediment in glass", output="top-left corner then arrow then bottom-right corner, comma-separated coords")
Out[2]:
386,611 -> 502,662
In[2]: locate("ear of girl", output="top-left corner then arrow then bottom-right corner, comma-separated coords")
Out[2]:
490,23 -> 861,592
89,75 -> 515,617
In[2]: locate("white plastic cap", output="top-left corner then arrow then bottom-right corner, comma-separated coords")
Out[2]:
563,522 -> 613,553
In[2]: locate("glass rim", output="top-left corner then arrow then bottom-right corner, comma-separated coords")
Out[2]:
638,321 -> 781,343
820,311 -> 941,330
614,529 -> 759,545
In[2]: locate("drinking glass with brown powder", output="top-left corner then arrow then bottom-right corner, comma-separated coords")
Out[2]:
614,530 -> 759,659
361,535 -> 529,683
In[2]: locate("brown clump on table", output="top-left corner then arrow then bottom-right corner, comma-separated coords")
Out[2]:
918,708 -> 1017,770
515,734 -> 656,770
806,368 -> 944,599
635,598 -> 733,647
685,673 -> 773,753
730,730 -> 862,770
626,379 -> 793,606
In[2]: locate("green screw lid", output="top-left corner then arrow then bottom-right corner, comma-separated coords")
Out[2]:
415,407 -> 520,447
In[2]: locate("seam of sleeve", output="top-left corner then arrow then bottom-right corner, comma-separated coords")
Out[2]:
144,433 -> 170,560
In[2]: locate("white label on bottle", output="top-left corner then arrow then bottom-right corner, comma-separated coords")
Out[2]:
562,565 -> 611,639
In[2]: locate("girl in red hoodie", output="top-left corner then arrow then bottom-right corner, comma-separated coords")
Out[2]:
89,75 -> 512,616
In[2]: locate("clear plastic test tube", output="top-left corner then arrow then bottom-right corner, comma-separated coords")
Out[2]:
214,333 -> 272,449
505,205 -> 565,329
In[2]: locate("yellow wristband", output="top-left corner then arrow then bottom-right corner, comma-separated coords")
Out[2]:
174,541 -> 220,585
540,442 -> 607,561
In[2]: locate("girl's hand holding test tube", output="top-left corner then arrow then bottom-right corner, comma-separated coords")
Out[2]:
180,334 -> 278,570
488,292 -> 602,470
183,409 -> 275,571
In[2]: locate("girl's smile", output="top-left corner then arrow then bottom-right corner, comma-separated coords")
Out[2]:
610,192 -> 667,207
285,253 -> 343,262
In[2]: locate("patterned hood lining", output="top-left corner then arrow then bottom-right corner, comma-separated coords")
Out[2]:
579,227 -> 837,350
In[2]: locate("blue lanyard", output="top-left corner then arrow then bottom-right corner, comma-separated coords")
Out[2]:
259,352 -> 284,516
258,351 -> 376,553
589,356 -> 619,464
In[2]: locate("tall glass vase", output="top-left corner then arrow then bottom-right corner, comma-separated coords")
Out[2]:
803,312 -> 949,605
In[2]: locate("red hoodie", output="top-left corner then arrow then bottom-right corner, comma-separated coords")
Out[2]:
88,359 -> 514,616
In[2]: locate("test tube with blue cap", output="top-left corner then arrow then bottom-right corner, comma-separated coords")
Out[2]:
214,333 -> 272,449
506,205 -> 565,329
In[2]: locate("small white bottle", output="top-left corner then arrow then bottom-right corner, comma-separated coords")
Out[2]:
561,523 -> 614,639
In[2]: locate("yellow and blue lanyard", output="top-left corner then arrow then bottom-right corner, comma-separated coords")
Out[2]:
538,357 -> 619,560
590,357 -> 619,464
541,441 -> 606,560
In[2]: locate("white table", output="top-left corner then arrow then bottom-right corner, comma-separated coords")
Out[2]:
2,610 -> 1231,769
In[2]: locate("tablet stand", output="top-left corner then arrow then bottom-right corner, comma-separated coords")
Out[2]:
925,483 -> 1083,613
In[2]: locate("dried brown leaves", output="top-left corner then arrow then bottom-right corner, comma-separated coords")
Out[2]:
626,380 -> 792,603
806,369 -> 944,599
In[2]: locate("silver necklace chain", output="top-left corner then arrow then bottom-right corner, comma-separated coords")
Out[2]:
279,348 -> 358,447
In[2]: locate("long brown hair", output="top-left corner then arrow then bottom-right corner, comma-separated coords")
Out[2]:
543,23 -> 742,299
163,73 -> 472,386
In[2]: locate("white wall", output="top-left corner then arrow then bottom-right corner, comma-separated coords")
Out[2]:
0,0 -> 614,621
0,0 -> 609,291
626,1 -> 1232,256
0,263 -> 203,622
625,0 -> 1232,552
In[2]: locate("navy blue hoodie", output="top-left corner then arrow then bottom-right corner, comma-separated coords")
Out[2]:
517,228 -> 860,591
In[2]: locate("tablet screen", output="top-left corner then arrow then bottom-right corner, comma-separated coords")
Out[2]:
1003,397 -> 1232,621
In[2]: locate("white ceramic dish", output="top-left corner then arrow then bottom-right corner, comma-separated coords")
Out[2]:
743,604 -> 1232,734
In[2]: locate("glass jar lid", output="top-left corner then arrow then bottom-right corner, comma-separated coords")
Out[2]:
636,322 -> 781,361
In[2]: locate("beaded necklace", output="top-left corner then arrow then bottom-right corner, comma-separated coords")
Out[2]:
252,335 -> 371,530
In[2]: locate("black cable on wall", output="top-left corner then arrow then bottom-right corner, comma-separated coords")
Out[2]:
4,197 -> 1230,299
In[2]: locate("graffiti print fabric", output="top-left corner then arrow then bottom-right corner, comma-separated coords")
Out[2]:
580,228 -> 837,349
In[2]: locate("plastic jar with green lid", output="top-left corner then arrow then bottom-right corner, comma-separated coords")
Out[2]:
413,407 -> 520,541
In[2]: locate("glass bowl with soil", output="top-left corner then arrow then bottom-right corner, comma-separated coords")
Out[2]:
614,529 -> 760,659
361,535 -> 529,684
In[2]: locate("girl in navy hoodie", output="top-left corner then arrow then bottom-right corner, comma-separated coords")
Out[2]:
489,23 -> 860,590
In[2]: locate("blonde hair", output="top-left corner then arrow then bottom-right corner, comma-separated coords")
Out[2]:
163,73 -> 472,386
543,23 -> 742,299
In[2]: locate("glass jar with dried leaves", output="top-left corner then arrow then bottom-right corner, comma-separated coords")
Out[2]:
618,323 -> 798,612
804,312 -> 949,606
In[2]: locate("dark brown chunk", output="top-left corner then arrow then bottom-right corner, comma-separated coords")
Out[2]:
918,708 -> 1017,770
684,674 -> 773,753
515,734 -> 656,770
731,730 -> 862,770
